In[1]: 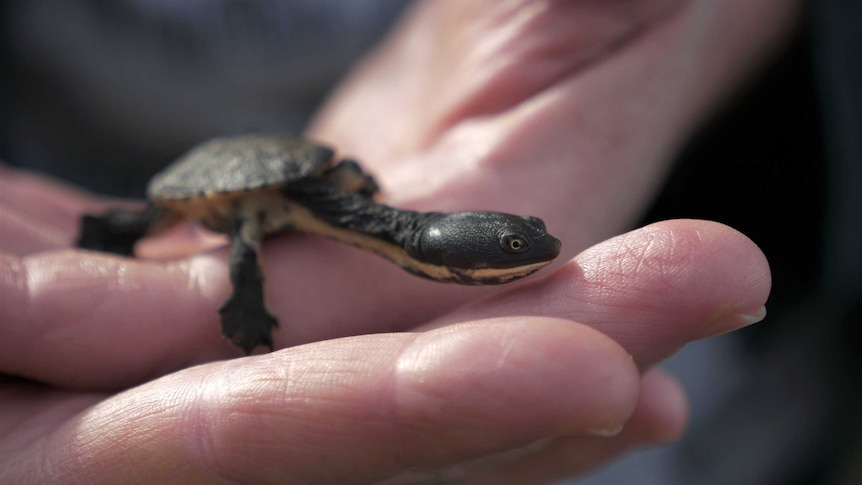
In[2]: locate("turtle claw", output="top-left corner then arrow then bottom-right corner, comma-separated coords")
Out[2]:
218,296 -> 279,354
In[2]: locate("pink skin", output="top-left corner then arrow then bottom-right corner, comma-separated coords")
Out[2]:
0,1 -> 791,483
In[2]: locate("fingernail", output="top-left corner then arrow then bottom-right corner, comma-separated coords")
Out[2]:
586,425 -> 624,437
737,305 -> 767,326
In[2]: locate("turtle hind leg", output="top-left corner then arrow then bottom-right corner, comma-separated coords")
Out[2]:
76,205 -> 163,256
218,217 -> 279,354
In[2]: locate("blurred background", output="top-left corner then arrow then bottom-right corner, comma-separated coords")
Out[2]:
1,1 -> 859,484
0,1 -> 409,195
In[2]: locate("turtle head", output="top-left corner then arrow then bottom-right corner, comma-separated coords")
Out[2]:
406,212 -> 561,284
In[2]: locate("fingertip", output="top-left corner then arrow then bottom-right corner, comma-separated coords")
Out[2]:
575,219 -> 773,338
668,218 -> 771,292
395,317 -> 641,440
461,368 -> 692,485
632,367 -> 690,443
659,219 -> 772,335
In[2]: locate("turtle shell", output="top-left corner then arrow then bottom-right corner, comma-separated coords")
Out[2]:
148,135 -> 336,201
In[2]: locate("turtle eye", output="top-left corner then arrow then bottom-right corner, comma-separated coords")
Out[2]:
500,234 -> 530,254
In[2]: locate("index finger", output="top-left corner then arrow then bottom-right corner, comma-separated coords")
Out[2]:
0,219 -> 769,392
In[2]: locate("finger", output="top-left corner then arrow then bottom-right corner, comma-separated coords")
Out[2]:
4,318 -> 640,485
465,369 -> 688,485
1,164 -> 226,259
135,223 -> 228,260
0,235 -> 489,389
0,165 -> 97,237
0,219 -> 768,390
0,166 -> 165,257
0,205 -> 69,255
431,219 -> 771,368
0,248 -> 234,390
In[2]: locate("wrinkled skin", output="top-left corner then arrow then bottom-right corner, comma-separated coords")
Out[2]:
0,1 -> 794,483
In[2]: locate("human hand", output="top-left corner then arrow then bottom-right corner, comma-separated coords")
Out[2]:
0,168 -> 769,482
0,0 -> 789,483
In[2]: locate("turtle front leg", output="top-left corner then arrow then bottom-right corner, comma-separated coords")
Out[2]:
218,217 -> 279,354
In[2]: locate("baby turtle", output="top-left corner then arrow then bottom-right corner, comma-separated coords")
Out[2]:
77,134 -> 561,353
